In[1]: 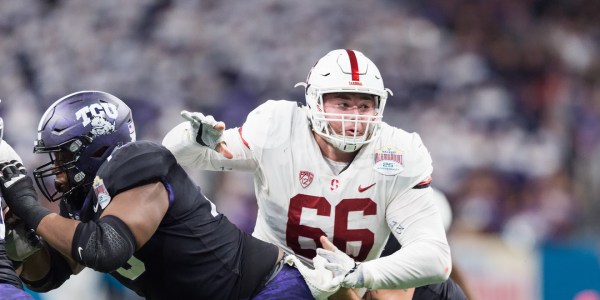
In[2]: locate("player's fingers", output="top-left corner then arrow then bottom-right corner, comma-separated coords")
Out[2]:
180,110 -> 194,121
320,236 -> 338,251
213,121 -> 226,132
313,255 -> 328,269
216,142 -> 234,159
202,115 -> 217,125
316,249 -> 337,264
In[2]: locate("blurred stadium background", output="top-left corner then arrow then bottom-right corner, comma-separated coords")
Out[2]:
1,1 -> 599,299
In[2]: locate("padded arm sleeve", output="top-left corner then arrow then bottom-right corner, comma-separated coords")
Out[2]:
71,215 -> 135,273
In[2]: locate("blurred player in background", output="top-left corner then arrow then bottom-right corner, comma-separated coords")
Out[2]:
163,49 -> 452,299
0,91 -> 346,300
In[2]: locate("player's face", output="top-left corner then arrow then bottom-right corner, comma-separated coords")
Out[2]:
322,92 -> 377,136
52,150 -> 74,193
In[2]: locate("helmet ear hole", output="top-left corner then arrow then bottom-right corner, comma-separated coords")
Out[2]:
91,146 -> 110,158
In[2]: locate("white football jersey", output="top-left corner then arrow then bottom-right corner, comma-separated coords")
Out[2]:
0,140 -> 23,164
240,100 -> 433,263
0,140 -> 23,239
163,100 -> 450,289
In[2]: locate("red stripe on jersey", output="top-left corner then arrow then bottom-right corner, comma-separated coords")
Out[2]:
416,176 -> 433,187
238,127 -> 250,149
345,49 -> 360,81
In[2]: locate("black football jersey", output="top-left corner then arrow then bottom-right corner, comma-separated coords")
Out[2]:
72,141 -> 278,299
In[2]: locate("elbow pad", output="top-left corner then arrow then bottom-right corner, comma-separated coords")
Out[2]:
71,215 -> 136,273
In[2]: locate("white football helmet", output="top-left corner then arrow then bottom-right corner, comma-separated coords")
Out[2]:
296,49 -> 392,152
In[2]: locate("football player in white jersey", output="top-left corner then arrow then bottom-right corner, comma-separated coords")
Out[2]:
0,116 -> 36,300
163,49 -> 452,299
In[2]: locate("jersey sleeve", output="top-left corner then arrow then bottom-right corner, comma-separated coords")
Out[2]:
387,131 -> 433,190
0,141 -> 23,164
97,141 -> 176,196
238,100 -> 299,162
162,121 -> 258,172
402,133 -> 433,180
358,187 -> 452,290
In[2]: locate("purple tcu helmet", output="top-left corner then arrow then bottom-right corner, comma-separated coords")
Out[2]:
33,91 -> 136,203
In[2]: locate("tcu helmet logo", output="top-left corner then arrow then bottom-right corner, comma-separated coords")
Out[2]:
299,171 -> 314,188
75,102 -> 118,136
90,116 -> 115,136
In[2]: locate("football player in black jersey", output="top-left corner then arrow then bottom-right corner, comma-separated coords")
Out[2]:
0,91 -> 343,299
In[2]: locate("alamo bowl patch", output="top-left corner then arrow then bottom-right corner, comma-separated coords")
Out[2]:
93,176 -> 112,212
374,146 -> 404,175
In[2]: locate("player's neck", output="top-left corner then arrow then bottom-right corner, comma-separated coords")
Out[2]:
313,133 -> 357,163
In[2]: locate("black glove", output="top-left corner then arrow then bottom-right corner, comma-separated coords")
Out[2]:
0,160 -> 50,231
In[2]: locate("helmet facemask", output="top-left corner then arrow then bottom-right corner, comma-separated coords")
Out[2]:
309,93 -> 384,152
33,137 -> 93,207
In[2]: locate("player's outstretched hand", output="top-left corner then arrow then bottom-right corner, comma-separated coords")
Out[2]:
284,254 -> 344,300
180,110 -> 233,159
317,236 -> 364,288
0,160 -> 50,231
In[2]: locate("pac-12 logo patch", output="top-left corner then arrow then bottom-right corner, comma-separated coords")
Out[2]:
93,176 -> 112,212
299,171 -> 314,188
374,146 -> 404,175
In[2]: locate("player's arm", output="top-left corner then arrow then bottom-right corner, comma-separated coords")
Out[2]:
98,181 -> 168,249
1,162 -> 168,273
162,117 -> 258,172
19,182 -> 166,292
36,182 -> 168,271
19,242 -> 83,292
362,288 -> 414,300
362,187 -> 451,289
164,101 -> 296,172
318,188 -> 451,291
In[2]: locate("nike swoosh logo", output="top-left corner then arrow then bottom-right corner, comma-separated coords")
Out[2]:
358,183 -> 376,193
78,247 -> 84,260
93,201 -> 99,213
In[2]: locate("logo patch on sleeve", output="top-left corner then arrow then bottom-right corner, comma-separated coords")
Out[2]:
93,176 -> 112,212
374,146 -> 404,175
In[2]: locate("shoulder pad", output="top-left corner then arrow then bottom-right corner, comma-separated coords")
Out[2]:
96,141 -> 176,196
241,100 -> 301,150
400,132 -> 433,178
374,127 -> 432,179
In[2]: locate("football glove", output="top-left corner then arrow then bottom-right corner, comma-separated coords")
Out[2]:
180,110 -> 225,150
6,223 -> 42,262
0,160 -> 50,230
317,247 -> 365,288
284,255 -> 344,300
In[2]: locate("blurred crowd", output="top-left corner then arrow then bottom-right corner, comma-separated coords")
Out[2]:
0,0 -> 599,254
